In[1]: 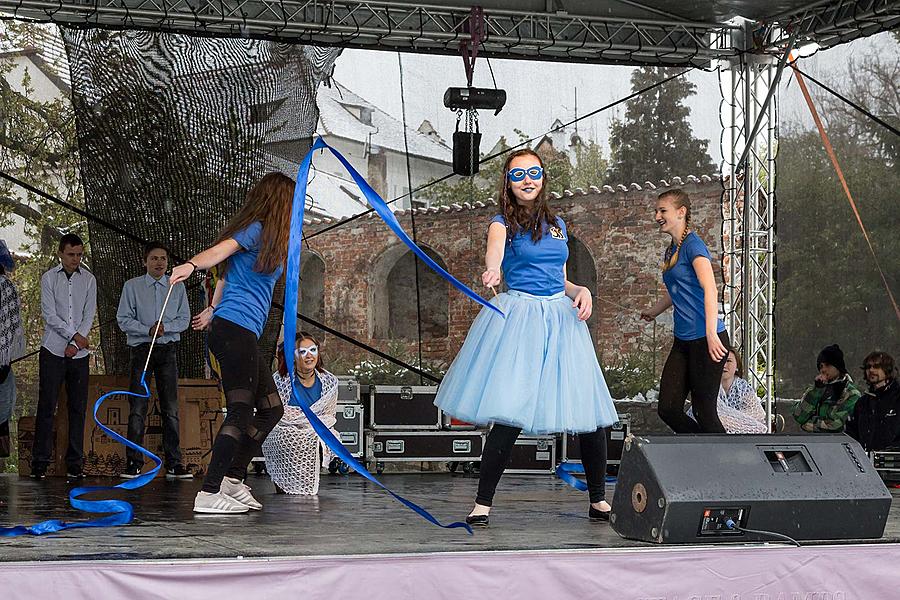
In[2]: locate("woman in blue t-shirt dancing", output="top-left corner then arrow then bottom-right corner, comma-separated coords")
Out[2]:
640,189 -> 730,433
435,149 -> 618,527
171,172 -> 294,514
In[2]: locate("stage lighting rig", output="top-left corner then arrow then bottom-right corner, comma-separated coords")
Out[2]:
445,87 -> 507,177
443,87 -> 507,114
445,6 -> 508,177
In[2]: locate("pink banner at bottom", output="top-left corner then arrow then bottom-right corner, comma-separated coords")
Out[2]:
1,543 -> 898,599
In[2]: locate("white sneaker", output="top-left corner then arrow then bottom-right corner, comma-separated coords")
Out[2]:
221,476 -> 263,510
193,490 -> 249,514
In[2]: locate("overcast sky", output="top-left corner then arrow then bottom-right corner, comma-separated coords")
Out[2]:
329,32 -> 896,174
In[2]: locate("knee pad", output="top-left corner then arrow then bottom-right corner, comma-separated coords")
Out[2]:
222,390 -> 255,434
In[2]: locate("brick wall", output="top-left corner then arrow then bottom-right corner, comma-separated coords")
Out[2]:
302,178 -> 725,372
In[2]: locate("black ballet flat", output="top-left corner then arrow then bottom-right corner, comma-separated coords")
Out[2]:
589,506 -> 611,522
465,514 -> 490,528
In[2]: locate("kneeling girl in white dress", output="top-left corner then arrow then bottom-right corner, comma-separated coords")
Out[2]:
262,333 -> 339,495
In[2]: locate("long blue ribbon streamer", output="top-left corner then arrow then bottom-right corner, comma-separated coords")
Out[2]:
556,461 -> 589,492
310,138 -> 503,319
0,375 -> 163,536
284,137 -> 496,533
556,461 -> 616,492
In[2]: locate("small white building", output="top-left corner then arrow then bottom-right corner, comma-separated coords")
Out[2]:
311,80 -> 453,213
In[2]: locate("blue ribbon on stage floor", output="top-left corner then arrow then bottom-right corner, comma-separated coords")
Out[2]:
0,376 -> 163,537
284,137 -> 501,533
556,462 -> 589,492
556,462 -> 616,492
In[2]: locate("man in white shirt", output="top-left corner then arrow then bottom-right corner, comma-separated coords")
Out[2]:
31,234 -> 97,479
116,242 -> 192,479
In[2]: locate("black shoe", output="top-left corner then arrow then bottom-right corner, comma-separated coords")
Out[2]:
465,514 -> 489,528
66,466 -> 85,480
166,464 -> 194,480
30,466 -> 47,480
120,464 -> 142,479
589,505 -> 611,522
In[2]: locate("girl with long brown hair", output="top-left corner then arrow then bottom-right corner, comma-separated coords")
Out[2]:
435,149 -> 618,527
640,189 -> 729,433
171,172 -> 294,513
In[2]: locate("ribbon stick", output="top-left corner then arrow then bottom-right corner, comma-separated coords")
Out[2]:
284,138 -> 487,533
0,287 -> 175,536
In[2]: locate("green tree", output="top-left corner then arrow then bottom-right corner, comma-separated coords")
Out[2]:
606,67 -> 714,184
775,39 -> 899,396
570,140 -> 608,190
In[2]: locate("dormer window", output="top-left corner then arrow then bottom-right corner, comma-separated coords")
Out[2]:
341,103 -> 373,126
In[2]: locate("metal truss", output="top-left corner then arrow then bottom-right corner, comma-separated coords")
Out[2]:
769,0 -> 900,50
719,24 -> 778,423
0,0 -> 734,66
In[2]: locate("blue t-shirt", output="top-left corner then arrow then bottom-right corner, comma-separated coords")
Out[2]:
289,372 -> 322,407
661,232 -> 726,341
491,215 -> 568,296
214,221 -> 284,338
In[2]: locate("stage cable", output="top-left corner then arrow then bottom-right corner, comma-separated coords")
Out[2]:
725,519 -> 801,547
791,64 -> 900,139
397,51 -> 425,384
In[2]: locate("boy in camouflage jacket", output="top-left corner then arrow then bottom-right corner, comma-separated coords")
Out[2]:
792,344 -> 861,433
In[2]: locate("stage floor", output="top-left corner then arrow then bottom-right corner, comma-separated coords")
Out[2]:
2,471 -> 900,562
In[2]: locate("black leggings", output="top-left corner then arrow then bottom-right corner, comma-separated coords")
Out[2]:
477,424 -> 609,506
657,330 -> 730,433
202,317 -> 284,493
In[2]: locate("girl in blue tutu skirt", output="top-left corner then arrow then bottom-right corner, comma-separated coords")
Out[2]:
434,149 -> 619,527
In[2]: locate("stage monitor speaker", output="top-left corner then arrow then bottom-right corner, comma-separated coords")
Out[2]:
610,434 -> 891,544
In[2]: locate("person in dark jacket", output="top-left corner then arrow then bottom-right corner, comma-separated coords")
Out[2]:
847,352 -> 900,451
792,344 -> 861,433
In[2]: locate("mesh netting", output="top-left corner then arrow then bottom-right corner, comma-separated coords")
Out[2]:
60,28 -> 340,376
262,370 -> 338,495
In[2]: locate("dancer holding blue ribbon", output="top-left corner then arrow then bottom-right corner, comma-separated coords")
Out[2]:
434,149 -> 618,527
171,172 -> 293,514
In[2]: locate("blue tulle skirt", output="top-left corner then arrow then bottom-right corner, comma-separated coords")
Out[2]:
434,289 -> 618,435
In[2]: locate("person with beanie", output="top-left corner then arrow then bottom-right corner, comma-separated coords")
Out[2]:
792,344 -> 862,433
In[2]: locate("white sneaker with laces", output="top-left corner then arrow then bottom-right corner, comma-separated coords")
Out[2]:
193,490 -> 250,514
221,476 -> 263,510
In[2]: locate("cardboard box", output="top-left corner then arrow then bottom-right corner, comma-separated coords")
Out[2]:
18,375 -> 223,477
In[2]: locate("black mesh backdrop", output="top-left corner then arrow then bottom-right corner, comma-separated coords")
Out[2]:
60,28 -> 340,376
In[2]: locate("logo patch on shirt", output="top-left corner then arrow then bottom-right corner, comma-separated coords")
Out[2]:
549,226 -> 565,240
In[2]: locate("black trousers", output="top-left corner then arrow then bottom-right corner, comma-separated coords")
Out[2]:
202,318 -> 283,493
126,342 -> 182,469
32,348 -> 89,471
477,423 -> 609,506
657,330 -> 730,433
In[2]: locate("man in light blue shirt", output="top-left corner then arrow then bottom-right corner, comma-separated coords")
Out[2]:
117,241 -> 192,479
32,233 -> 96,480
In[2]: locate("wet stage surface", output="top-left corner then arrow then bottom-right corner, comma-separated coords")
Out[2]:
1,473 -> 899,562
